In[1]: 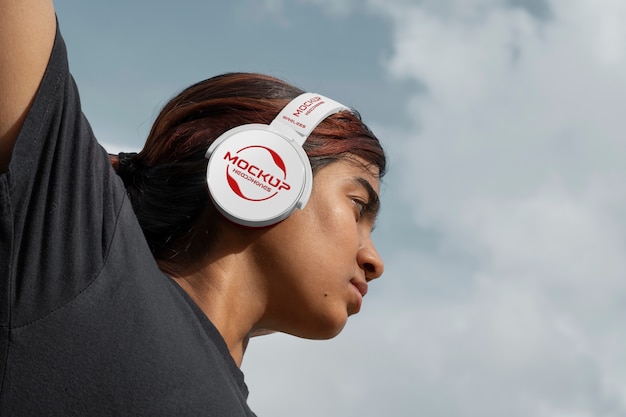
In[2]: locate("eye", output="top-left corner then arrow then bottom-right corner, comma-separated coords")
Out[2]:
352,198 -> 367,220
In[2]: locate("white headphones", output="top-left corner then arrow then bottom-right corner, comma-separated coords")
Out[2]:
205,92 -> 349,227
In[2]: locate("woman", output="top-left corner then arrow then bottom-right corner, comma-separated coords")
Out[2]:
0,2 -> 386,416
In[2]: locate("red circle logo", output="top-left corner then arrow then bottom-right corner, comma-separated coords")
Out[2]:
223,145 -> 291,201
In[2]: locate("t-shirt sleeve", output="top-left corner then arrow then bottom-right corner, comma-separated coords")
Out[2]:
0,24 -> 126,327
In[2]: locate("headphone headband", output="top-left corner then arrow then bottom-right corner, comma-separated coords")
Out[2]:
269,93 -> 349,145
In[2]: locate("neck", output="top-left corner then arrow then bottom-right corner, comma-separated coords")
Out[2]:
166,254 -> 267,367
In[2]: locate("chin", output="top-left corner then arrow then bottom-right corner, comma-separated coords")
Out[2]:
293,314 -> 349,341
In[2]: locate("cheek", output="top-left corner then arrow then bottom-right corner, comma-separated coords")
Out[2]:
318,203 -> 359,247
305,193 -> 355,235
290,205 -> 360,291
263,205 -> 358,338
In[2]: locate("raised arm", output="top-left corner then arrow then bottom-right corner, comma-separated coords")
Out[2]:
0,0 -> 56,172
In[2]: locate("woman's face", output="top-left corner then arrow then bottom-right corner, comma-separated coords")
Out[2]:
251,156 -> 384,339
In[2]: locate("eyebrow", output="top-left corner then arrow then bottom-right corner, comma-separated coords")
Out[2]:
353,176 -> 381,221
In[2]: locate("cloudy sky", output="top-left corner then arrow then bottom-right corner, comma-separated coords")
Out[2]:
55,0 -> 626,416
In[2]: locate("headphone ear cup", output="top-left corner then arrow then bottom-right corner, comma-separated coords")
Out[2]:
206,124 -> 313,227
205,92 -> 348,227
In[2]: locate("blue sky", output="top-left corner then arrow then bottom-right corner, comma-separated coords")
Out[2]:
55,1 -> 626,416
55,1 -> 411,139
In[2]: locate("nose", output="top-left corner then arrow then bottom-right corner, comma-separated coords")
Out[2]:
358,239 -> 384,282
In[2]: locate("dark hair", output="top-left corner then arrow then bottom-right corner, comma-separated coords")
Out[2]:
112,72 -> 386,264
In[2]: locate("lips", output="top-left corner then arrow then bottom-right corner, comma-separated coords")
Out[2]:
350,279 -> 368,298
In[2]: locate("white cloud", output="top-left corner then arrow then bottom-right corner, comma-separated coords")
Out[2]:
373,0 -> 626,415
247,0 -> 626,416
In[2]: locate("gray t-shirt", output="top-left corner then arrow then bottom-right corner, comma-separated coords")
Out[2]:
0,23 -> 256,417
